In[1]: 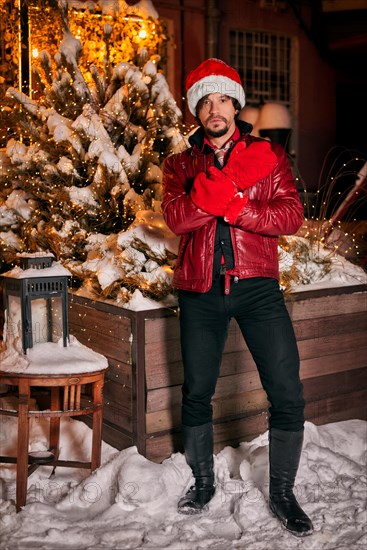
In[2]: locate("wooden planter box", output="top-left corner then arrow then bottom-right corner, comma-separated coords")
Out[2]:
68,284 -> 367,462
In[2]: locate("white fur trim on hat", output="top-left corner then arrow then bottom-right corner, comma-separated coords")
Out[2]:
187,74 -> 246,116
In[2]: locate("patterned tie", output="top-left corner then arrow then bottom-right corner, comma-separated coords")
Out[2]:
214,140 -> 233,166
214,140 -> 234,271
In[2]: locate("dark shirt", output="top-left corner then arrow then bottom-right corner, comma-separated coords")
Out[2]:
188,121 -> 253,279
205,130 -> 240,277
214,218 -> 234,276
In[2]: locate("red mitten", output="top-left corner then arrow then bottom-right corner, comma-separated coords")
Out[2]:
209,140 -> 277,190
224,192 -> 249,224
191,171 -> 237,216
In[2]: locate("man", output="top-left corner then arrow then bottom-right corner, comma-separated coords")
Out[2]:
162,58 -> 313,537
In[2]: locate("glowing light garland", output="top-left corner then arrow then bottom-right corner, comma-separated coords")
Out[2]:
0,0 -> 170,96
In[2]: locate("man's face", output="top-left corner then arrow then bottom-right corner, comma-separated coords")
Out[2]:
197,93 -> 237,139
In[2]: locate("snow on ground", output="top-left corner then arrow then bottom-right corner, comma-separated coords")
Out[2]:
0,414 -> 366,550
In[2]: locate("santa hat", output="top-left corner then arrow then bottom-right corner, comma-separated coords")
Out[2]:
185,58 -> 246,117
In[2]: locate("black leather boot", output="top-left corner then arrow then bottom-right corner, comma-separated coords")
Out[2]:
178,422 -> 215,515
269,428 -> 313,537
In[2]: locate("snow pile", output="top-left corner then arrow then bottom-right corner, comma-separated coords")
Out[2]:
2,262 -> 71,280
279,235 -> 367,291
0,415 -> 365,549
69,210 -> 179,310
0,335 -> 108,375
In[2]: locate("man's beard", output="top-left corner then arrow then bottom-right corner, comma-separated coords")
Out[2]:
205,117 -> 229,137
205,125 -> 229,138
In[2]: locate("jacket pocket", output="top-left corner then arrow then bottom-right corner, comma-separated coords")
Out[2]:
264,236 -> 277,261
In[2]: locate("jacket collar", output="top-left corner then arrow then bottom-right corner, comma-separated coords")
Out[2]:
188,119 -> 253,153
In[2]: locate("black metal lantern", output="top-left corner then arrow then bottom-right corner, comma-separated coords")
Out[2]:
1,253 -> 71,354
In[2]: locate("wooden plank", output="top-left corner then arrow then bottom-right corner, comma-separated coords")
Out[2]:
104,378 -> 132,408
77,412 -> 134,450
145,413 -> 269,462
145,329 -> 367,390
145,316 -> 180,344
300,347 -> 367,379
144,389 -> 367,462
287,291 -> 367,321
146,370 -> 263,413
298,331 -> 367,361
212,388 -> 267,421
221,316 -> 367,355
145,350 -> 256,390
213,413 -> 269,451
69,292 -> 140,320
145,431 -> 183,462
146,387 -> 269,434
292,311 -> 366,341
69,302 -> 132,364
146,384 -> 181,414
143,286 -> 367,339
145,316 -> 367,389
146,359 -> 183,390
144,308 -> 367,347
105,357 -> 132,388
101,398 -> 132,432
69,301 -> 132,341
144,319 -> 256,372
146,406 -> 181,434
145,368 -> 367,434
89,359 -> 133,434
146,347 -> 367,415
145,338 -> 183,368
100,421 -> 134,452
305,389 -> 367,425
144,289 -> 367,349
303,367 -> 367,402
322,1 -> 367,13
290,284 -> 367,302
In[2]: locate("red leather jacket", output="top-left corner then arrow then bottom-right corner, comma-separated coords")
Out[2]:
162,123 -> 304,292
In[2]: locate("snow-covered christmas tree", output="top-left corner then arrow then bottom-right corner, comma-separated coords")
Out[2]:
0,0 -> 186,307
1,1 -> 366,310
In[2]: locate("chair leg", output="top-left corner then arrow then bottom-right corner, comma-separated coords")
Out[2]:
49,387 -> 60,458
16,380 -> 30,511
91,379 -> 103,471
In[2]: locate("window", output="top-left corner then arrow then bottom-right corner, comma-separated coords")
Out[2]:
229,30 -> 294,109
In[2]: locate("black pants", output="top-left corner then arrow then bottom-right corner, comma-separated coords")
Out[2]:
178,276 -> 305,431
